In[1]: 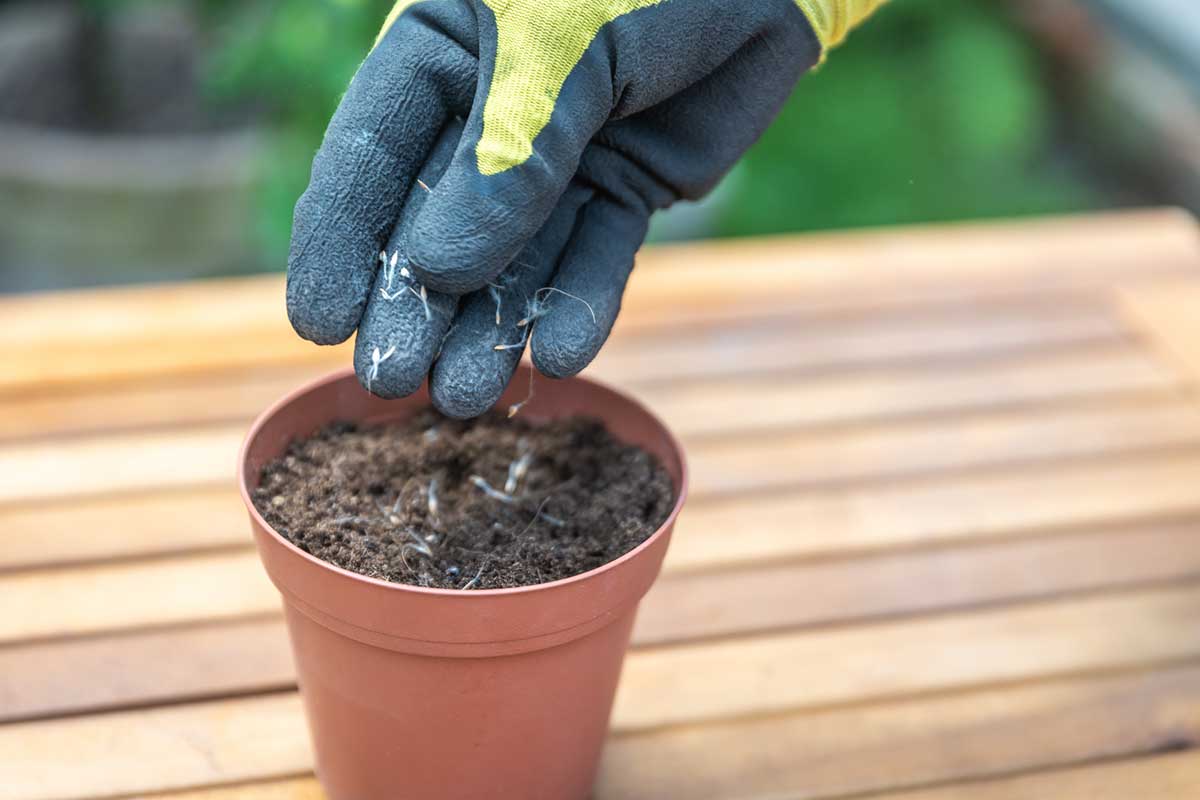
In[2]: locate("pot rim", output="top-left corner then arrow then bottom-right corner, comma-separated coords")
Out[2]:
238,365 -> 688,600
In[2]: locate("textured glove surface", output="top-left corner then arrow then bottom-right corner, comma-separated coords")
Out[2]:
287,0 -> 879,417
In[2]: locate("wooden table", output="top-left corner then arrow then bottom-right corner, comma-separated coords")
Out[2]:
4,209 -> 1200,799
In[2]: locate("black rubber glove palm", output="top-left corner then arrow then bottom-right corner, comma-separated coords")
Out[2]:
286,0 -> 879,417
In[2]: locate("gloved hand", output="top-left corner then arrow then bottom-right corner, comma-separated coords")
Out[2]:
286,0 -> 884,418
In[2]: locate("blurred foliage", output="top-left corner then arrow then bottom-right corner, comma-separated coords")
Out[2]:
188,0 -> 1102,259
198,0 -> 397,258
720,0 -> 1101,236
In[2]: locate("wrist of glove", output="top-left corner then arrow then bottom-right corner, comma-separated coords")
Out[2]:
286,0 -> 882,418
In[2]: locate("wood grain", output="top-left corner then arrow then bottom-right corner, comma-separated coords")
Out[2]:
1121,281 -> 1200,382
1,209 -> 1194,395
4,520 -> 1199,724
613,583 -> 1200,731
683,397 -> 1200,496
870,751 -> 1200,800
0,292 -> 1125,443
0,618 -> 293,723
669,451 -> 1200,571
597,668 -> 1200,800
0,363 -> 1189,506
2,210 -> 1199,800
8,626 -> 1200,800
129,690 -> 1200,800
8,445 -> 1200,578
102,670 -> 1200,800
0,552 -> 276,644
0,486 -> 245,572
11,438 -> 1200,642
636,519 -> 1200,645
640,344 -> 1180,439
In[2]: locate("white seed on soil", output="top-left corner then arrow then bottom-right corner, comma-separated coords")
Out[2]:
461,565 -> 485,590
505,446 -> 532,495
470,475 -> 514,504
427,478 -> 440,522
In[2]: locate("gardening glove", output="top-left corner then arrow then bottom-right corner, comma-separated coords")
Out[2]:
286,0 -> 885,418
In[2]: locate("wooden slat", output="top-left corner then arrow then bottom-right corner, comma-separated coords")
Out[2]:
645,344 -> 1179,439
0,619 -> 293,723
614,583 -> 1200,731
0,355 -> 1189,506
597,669 -> 1200,800
872,752 -> 1200,800
684,398 -> 1200,496
670,451 -> 1200,572
636,519 -> 1200,645
0,552 -> 277,644
0,694 -> 312,800
0,292 -> 1126,443
573,294 -> 1128,385
4,398 -> 1199,591
0,211 -> 1195,800
0,367 -> 326,443
0,424 -> 241,505
0,209 -> 1194,395
8,585 -> 1200,800
4,520 -> 1199,723
146,780 -> 326,800
105,669 -> 1200,800
1122,281 -> 1200,382
7,442 -> 1200,577
0,487 -> 244,572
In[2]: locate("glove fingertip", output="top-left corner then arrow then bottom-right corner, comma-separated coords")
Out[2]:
530,323 -> 604,379
352,354 -> 426,400
286,282 -> 362,346
429,373 -> 502,420
407,218 -> 507,296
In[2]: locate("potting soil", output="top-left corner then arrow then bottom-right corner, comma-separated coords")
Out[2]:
253,409 -> 674,589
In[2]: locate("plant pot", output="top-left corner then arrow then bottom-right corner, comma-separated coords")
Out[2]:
238,366 -> 688,800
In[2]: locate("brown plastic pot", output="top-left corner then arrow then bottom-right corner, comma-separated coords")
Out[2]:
238,365 -> 687,800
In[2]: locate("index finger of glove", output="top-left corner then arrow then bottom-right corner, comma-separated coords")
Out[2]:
405,5 -> 617,295
286,3 -> 477,345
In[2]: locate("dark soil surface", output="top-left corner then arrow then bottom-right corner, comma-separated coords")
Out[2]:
253,410 -> 675,590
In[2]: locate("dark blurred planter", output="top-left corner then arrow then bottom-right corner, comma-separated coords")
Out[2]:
0,3 -> 262,291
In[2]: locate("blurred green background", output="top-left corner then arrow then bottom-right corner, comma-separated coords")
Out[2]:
0,0 -> 1196,291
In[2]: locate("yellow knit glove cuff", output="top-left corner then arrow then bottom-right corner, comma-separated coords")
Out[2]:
795,0 -> 887,52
